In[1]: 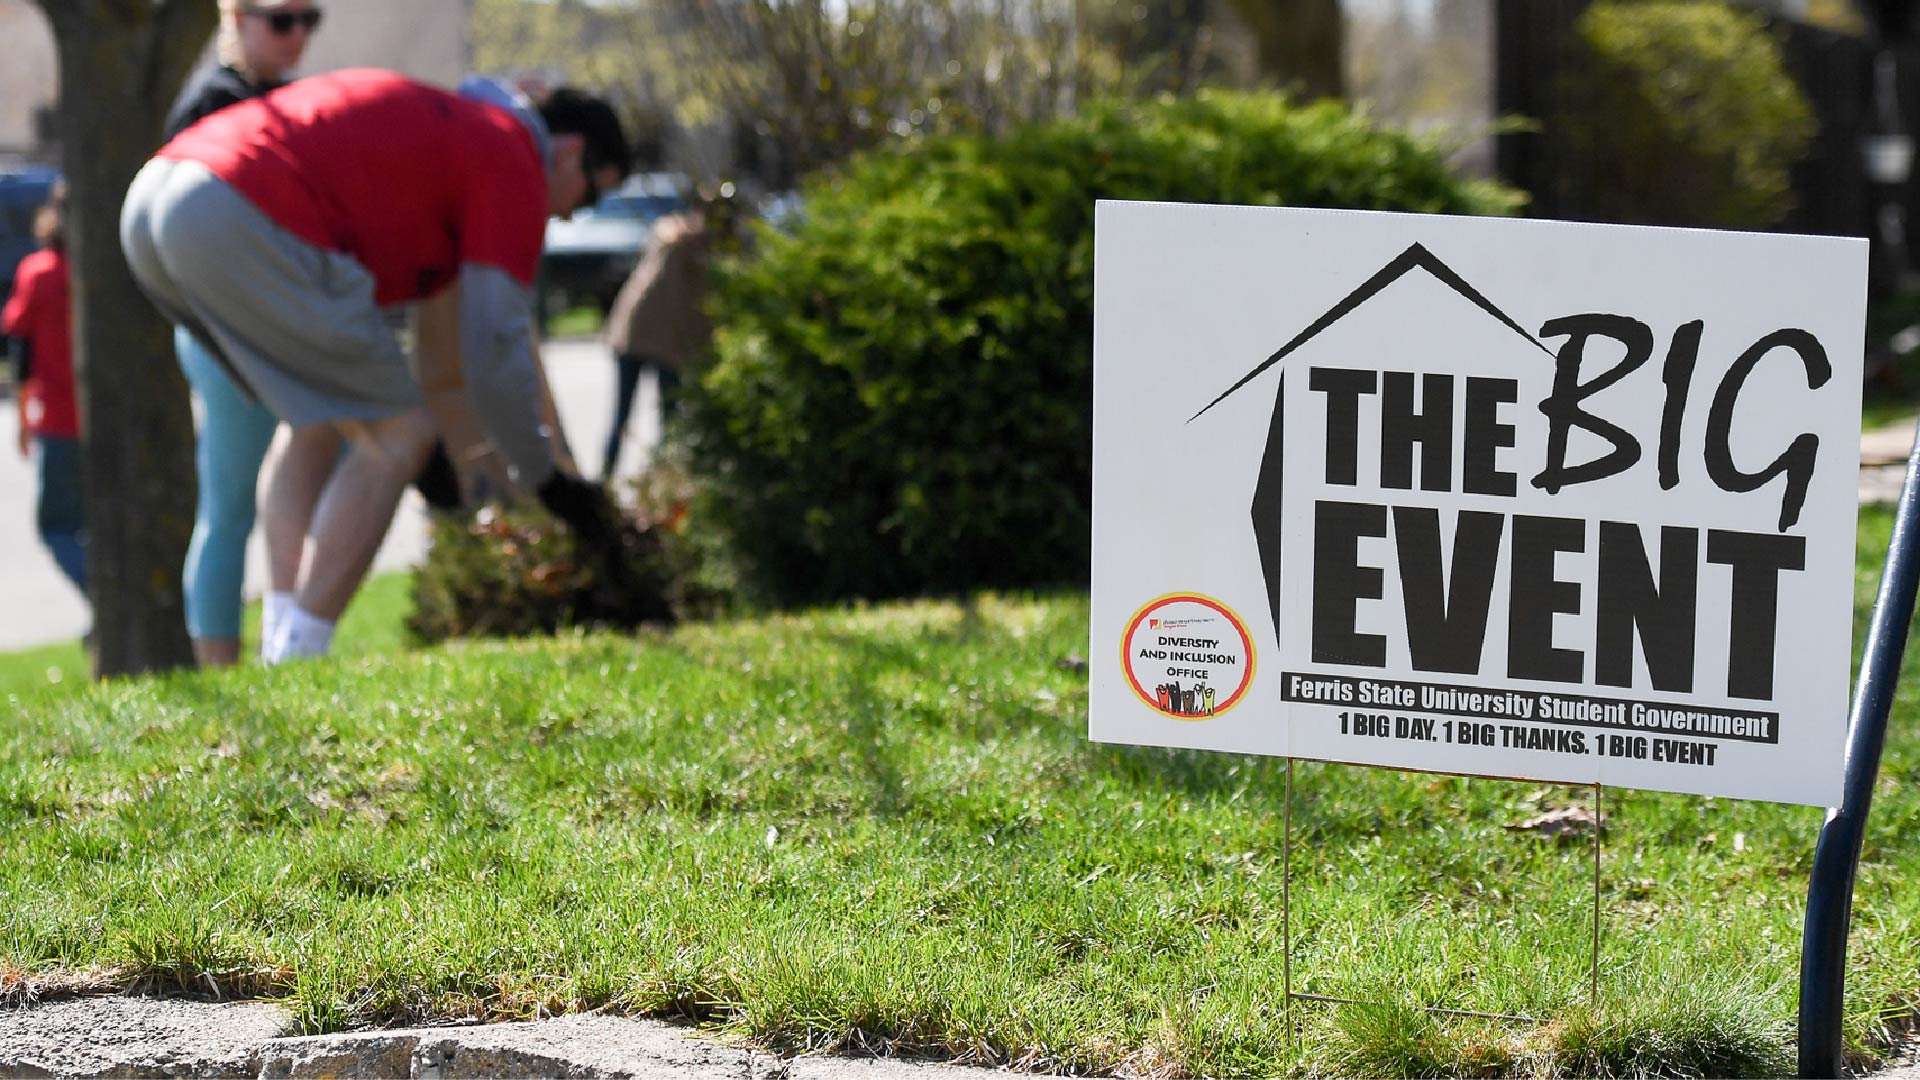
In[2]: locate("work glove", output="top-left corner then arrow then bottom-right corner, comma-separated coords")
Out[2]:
536,470 -> 671,622
536,470 -> 622,544
412,441 -> 464,512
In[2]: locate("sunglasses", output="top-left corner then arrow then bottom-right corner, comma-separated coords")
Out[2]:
244,7 -> 323,34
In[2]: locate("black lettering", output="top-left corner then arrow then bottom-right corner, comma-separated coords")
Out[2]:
1311,367 -> 1378,487
1704,328 -> 1830,531
1381,371 -> 1453,492
1595,522 -> 1698,692
1393,507 -> 1504,674
1464,377 -> 1518,497
1312,500 -> 1389,666
1531,314 -> 1652,494
1508,514 -> 1585,683
1707,529 -> 1806,700
1658,320 -> 1702,491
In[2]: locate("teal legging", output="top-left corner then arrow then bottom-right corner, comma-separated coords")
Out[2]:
176,327 -> 279,640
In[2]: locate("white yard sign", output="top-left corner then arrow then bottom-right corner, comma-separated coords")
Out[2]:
1091,201 -> 1866,807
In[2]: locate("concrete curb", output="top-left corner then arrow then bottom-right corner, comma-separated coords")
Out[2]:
259,1015 -> 780,1079
0,999 -> 1001,1079
0,998 -> 289,1078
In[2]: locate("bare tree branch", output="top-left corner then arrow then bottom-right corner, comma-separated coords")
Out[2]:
475,0 -> 1226,189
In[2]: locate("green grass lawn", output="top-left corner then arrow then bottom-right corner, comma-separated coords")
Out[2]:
1,526 -> 1916,1077
545,304 -> 606,339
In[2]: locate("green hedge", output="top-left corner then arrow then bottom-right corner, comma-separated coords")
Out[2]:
1553,0 -> 1815,229
685,91 -> 1523,604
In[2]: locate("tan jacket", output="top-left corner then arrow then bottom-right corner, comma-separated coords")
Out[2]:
605,211 -> 711,368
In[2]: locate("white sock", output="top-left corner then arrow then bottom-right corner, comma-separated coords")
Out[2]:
264,604 -> 335,665
262,591 -> 295,658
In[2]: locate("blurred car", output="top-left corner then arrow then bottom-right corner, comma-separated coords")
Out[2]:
0,165 -> 58,310
758,190 -> 803,233
539,171 -> 687,324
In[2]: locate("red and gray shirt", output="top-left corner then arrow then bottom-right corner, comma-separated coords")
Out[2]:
156,69 -> 558,484
158,68 -> 547,306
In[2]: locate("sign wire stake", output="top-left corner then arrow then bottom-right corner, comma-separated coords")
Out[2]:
1289,992 -> 1540,1025
1283,755 -> 1294,1050
1591,782 -> 1603,1010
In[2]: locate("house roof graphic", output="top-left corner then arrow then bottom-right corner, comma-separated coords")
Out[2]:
1199,241 -> 1555,642
1188,242 -> 1554,425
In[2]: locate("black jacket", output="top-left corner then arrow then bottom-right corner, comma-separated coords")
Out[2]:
163,64 -> 285,142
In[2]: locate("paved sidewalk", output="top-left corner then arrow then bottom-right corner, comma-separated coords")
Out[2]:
1861,416 -> 1919,504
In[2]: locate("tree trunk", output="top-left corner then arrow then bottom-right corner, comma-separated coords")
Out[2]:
1227,0 -> 1346,100
34,0 -> 216,677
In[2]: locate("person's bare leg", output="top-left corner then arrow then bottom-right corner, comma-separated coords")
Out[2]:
257,423 -> 343,658
293,409 -> 436,622
262,424 -> 342,594
192,638 -> 242,667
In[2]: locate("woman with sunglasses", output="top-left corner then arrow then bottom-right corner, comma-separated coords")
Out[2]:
161,1 -> 325,668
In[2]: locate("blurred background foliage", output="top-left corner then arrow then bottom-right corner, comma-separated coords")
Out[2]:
1551,0 -> 1815,229
470,0 -> 1352,187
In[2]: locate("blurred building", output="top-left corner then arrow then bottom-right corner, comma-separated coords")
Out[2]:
300,0 -> 470,86
0,2 -> 56,164
0,0 -> 471,165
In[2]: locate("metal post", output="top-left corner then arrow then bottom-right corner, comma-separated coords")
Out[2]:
1798,427 -> 1920,1078
1591,782 -> 1602,1010
1283,756 -> 1294,1048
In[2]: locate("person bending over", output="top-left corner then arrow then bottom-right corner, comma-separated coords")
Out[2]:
123,68 -> 625,662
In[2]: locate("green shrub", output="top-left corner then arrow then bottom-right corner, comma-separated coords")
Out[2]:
688,91 -> 1522,604
1553,0 -> 1815,229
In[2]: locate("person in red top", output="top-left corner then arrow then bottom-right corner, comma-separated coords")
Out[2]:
1,182 -> 87,599
121,69 -> 626,661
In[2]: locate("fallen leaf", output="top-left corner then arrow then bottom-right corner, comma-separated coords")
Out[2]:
1506,805 -> 1600,838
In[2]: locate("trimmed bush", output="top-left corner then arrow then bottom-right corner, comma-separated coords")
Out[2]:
1553,0 -> 1815,229
688,91 -> 1523,604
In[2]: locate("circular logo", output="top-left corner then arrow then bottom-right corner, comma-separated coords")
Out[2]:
1120,593 -> 1257,720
